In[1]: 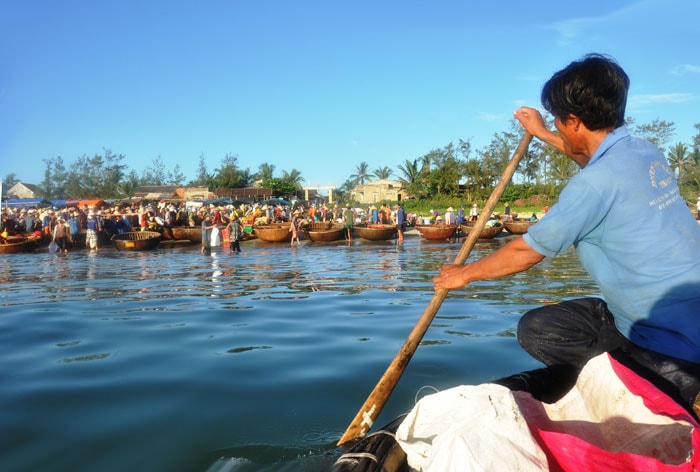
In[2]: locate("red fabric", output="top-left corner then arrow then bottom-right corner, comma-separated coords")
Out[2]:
221,228 -> 230,248
516,354 -> 700,471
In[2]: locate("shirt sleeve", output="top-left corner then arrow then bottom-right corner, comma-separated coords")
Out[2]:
523,176 -> 607,257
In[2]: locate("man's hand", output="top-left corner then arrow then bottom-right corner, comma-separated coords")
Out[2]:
513,107 -> 548,137
433,264 -> 469,290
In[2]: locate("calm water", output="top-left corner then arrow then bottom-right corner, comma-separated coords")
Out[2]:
0,231 -> 598,472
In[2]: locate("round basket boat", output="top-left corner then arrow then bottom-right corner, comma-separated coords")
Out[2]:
112,231 -> 162,251
161,226 -> 202,243
353,224 -> 397,241
415,224 -> 458,241
254,224 -> 293,243
503,219 -> 537,235
460,223 -> 503,239
0,235 -> 39,254
302,222 -> 346,242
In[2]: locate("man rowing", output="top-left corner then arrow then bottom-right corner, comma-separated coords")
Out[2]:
434,53 -> 700,417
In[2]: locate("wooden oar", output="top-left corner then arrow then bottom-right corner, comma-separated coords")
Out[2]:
337,132 -> 533,446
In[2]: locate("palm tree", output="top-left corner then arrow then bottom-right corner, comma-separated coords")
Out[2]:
668,142 -> 691,182
281,168 -> 304,190
2,173 -> 19,189
256,162 -> 276,183
350,162 -> 370,186
397,159 -> 419,186
373,166 -> 393,180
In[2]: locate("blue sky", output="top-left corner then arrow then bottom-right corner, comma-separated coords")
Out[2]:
2,0 -> 699,193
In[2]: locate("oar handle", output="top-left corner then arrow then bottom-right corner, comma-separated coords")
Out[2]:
337,132 -> 533,446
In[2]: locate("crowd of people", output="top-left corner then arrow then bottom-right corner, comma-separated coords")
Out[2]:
0,200 -> 308,251
0,199 -> 538,249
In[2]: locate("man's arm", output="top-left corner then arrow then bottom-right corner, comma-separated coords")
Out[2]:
433,237 -> 544,290
513,107 -> 567,154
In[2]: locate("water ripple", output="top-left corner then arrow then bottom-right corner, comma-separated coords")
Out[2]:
0,235 -> 598,472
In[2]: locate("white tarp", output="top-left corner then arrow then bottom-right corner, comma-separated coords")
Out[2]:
396,353 -> 697,471
396,383 -> 548,471
211,227 -> 221,246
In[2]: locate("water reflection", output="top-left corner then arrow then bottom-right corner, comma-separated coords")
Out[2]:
0,234 -> 600,472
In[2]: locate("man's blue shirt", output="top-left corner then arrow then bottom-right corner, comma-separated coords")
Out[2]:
524,126 -> 700,361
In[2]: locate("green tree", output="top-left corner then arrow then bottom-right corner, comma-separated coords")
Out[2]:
100,149 -> 128,198
212,153 -> 251,188
51,156 -> 70,198
281,168 -> 304,191
63,163 -> 84,198
142,155 -> 168,186
350,162 -> 370,186
64,154 -> 102,198
2,173 -> 19,189
476,133 -> 515,193
668,142 -> 691,182
167,164 -> 186,186
190,153 -> 211,187
117,170 -> 142,198
255,163 -> 276,183
373,166 -> 393,180
397,159 -> 419,185
548,153 -> 578,186
627,118 -> 675,154
462,157 -> 482,201
40,157 -> 56,199
334,178 -> 354,201
262,177 -> 296,195
397,158 -> 424,198
422,143 -> 461,196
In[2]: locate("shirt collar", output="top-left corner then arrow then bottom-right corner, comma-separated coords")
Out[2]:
586,125 -> 630,167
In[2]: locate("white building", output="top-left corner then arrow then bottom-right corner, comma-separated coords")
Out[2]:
351,179 -> 406,203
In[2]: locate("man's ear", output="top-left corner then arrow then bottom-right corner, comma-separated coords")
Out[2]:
566,114 -> 582,131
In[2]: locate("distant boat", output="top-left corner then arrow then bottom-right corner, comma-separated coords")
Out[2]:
353,224 -> 397,241
414,224 -> 458,241
460,222 -> 503,239
112,231 -> 162,251
0,235 -> 39,254
503,218 -> 537,235
161,226 -> 202,243
254,224 -> 294,243
302,221 -> 346,242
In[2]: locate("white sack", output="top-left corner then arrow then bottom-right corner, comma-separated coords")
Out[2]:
396,382 -> 548,471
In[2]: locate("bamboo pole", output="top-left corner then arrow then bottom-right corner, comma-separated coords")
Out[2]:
337,132 -> 533,446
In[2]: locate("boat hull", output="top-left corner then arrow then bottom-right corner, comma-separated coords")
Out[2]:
503,219 -> 537,235
460,223 -> 503,239
353,224 -> 397,241
415,224 -> 457,241
0,236 -> 39,254
302,222 -> 346,242
161,226 -> 202,243
112,231 -> 162,251
254,224 -> 293,243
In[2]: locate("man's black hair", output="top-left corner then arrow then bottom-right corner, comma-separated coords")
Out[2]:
541,53 -> 629,131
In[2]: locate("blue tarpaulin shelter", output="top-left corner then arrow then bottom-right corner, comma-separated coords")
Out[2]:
3,198 -> 52,210
262,197 -> 293,206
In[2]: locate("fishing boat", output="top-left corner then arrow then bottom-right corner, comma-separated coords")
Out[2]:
253,223 -> 293,243
460,222 -> 503,239
503,218 -> 537,235
414,224 -> 458,241
0,235 -> 39,254
332,365 -> 571,472
333,355 -> 698,471
161,226 -> 202,243
301,221 -> 346,242
353,224 -> 398,241
112,231 -> 162,251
